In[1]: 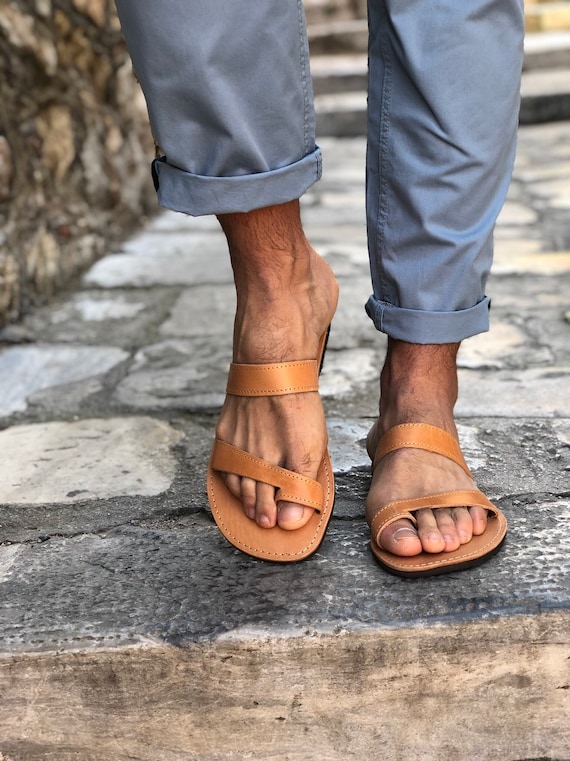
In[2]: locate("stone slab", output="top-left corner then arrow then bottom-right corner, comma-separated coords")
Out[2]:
0,418 -> 209,544
114,338 -> 230,411
84,233 -> 233,288
145,210 -> 219,233
487,270 -> 570,311
457,366 -> 570,417
457,319 -> 550,369
0,345 -> 129,417
0,417 -> 183,504
492,244 -> 570,277
311,52 -> 368,95
524,30 -> 570,69
308,18 -> 368,54
159,285 -> 235,339
0,614 -> 568,761
1,414 -> 566,537
1,487 -> 569,654
11,289 -> 178,348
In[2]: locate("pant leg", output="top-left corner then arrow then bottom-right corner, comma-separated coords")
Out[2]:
114,0 -> 320,216
365,0 -> 525,343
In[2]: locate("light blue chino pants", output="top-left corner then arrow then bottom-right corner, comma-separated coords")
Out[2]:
114,0 -> 524,344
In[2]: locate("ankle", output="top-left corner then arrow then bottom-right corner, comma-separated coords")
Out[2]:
220,202 -> 329,302
378,339 -> 460,434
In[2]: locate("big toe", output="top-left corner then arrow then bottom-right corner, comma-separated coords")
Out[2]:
379,519 -> 423,556
277,501 -> 313,531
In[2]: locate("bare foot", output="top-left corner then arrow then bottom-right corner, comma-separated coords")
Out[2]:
366,340 -> 488,556
215,201 -> 339,530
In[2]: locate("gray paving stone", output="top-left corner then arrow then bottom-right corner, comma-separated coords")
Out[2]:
487,271 -> 570,311
320,347 -> 379,397
0,418 -> 209,544
1,487 -> 568,655
0,417 -> 183,504
493,247 -> 570,275
15,289 -> 177,348
524,30 -> 570,70
159,285 -> 235,338
0,345 -> 129,417
326,275 -> 379,350
114,339 -> 230,411
27,377 -> 106,417
457,319 -> 552,369
496,200 -> 539,226
457,366 -> 570,417
146,209 -> 219,233
84,232 -> 232,289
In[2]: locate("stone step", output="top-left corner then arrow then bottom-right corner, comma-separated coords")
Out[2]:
311,53 -> 367,96
308,17 -> 368,54
0,407 -> 569,757
526,1 -> 570,33
303,0 -> 364,25
520,66 -> 570,122
0,423 -> 568,761
524,30 -> 570,68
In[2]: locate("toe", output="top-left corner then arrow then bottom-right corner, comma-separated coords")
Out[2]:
254,482 -> 278,528
379,518 -> 422,556
277,501 -> 312,530
433,508 -> 462,552
240,477 -> 258,521
470,504 -> 488,535
415,509 -> 447,553
451,506 -> 473,544
225,473 -> 244,501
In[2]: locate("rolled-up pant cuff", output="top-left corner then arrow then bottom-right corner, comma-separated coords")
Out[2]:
365,295 -> 491,344
152,148 -> 322,217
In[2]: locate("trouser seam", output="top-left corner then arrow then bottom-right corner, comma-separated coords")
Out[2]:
374,0 -> 393,310
297,0 -> 312,155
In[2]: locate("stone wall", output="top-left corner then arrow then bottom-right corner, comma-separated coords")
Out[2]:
0,0 -> 155,326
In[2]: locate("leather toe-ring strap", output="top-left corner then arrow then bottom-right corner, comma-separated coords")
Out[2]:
370,488 -> 498,547
210,439 -> 324,511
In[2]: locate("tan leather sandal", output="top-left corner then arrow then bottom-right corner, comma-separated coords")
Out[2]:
207,330 -> 334,562
368,423 -> 507,577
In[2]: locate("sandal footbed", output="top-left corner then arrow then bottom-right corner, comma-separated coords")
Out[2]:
369,423 -> 508,577
208,327 -> 334,563
208,452 -> 334,562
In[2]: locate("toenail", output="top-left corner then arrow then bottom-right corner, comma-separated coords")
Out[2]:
392,527 -> 417,542
246,508 -> 255,520
258,516 -> 272,528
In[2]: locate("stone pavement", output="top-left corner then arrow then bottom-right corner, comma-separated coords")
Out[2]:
0,122 -> 569,760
